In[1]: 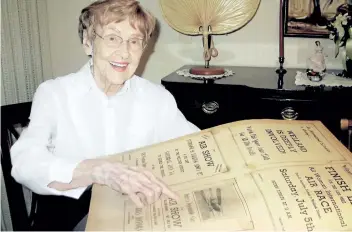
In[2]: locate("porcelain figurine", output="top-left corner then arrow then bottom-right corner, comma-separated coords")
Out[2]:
306,41 -> 327,81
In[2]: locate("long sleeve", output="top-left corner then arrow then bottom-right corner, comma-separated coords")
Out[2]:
155,89 -> 200,142
10,82 -> 87,199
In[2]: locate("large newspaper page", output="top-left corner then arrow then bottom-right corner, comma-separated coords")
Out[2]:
86,119 -> 352,231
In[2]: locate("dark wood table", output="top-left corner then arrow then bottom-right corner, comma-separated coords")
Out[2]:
161,65 -> 352,148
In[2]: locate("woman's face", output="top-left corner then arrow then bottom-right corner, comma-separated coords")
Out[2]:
85,19 -> 145,88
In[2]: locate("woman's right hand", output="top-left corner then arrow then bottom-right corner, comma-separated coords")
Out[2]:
90,161 -> 178,207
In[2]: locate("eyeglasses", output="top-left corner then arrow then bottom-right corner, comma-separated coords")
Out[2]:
93,30 -> 145,52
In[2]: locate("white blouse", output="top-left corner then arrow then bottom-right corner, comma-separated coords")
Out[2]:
10,62 -> 199,199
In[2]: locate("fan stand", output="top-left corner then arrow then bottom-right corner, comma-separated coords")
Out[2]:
190,66 -> 225,75
190,26 -> 225,76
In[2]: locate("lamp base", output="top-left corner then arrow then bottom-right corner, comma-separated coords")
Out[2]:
190,67 -> 225,76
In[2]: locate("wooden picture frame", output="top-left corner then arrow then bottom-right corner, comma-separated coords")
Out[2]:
283,0 -> 347,38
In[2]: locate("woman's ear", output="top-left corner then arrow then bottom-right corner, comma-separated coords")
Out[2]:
82,30 -> 93,56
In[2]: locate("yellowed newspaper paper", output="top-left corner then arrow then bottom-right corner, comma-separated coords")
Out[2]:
250,163 -> 352,231
120,179 -> 252,231
105,131 -> 227,185
86,120 -> 352,231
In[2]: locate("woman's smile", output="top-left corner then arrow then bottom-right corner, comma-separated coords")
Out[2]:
109,61 -> 129,72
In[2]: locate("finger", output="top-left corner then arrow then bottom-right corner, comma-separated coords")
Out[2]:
116,174 -> 156,204
135,182 -> 155,204
137,192 -> 147,206
138,180 -> 162,203
143,171 -> 179,200
127,167 -> 153,184
110,168 -> 149,193
161,185 -> 179,201
135,176 -> 162,203
129,168 -> 177,200
110,179 -> 124,193
128,192 -> 144,208
148,183 -> 162,202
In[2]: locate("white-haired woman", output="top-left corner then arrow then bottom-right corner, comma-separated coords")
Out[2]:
10,0 -> 199,230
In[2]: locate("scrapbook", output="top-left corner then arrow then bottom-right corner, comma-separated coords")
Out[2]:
86,119 -> 352,231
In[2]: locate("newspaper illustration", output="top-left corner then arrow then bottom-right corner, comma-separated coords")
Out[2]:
121,179 -> 252,231
86,119 -> 352,231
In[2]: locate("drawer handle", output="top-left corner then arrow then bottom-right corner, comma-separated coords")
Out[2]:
281,107 -> 298,120
202,101 -> 219,114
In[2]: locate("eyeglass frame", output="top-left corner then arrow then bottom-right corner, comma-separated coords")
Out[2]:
92,29 -> 146,51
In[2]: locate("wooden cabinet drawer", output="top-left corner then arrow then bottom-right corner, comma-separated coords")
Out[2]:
165,84 -> 245,129
178,92 -> 236,129
246,98 -> 322,120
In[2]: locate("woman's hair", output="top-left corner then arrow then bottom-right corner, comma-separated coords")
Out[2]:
78,0 -> 156,44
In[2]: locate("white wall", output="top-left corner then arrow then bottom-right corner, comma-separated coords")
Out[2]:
46,0 -> 343,83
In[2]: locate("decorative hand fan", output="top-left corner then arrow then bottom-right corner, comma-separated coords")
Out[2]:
160,0 -> 261,78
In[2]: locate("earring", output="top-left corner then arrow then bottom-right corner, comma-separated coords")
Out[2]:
89,42 -> 94,75
89,58 -> 93,69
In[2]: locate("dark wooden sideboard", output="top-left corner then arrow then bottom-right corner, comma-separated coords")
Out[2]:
161,65 -> 352,148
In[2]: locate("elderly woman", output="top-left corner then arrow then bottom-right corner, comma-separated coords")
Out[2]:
10,0 -> 199,230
